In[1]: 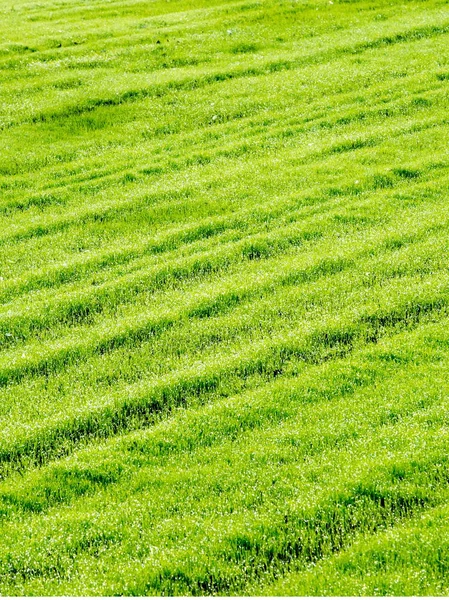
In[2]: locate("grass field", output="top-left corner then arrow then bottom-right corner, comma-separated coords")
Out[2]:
1,0 -> 449,594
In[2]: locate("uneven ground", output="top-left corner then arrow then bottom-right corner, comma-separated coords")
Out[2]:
1,0 -> 449,594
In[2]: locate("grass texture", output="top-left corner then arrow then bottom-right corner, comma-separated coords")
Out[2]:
1,0 -> 449,594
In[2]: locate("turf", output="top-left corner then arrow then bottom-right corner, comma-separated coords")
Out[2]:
1,0 -> 449,594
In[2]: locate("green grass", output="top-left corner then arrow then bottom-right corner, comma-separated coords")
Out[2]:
1,0 -> 449,594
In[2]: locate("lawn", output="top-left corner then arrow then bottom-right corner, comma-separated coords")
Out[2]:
1,0 -> 449,594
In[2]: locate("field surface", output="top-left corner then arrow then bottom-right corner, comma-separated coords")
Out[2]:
1,0 -> 449,595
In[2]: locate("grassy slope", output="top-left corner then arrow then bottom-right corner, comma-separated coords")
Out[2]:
1,0 -> 449,594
